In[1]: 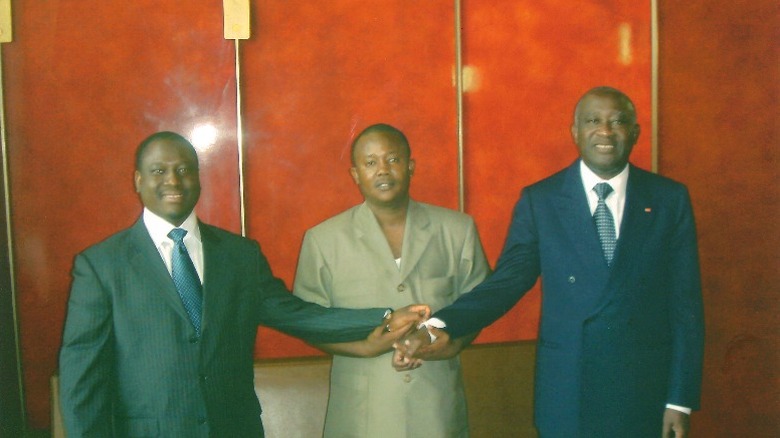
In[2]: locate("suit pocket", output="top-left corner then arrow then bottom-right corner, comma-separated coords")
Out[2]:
117,417 -> 159,437
418,275 -> 456,311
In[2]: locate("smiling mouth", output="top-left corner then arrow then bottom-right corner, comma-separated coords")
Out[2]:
594,144 -> 615,151
161,193 -> 184,201
375,180 -> 395,190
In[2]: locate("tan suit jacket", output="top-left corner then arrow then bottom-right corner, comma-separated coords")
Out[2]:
294,200 -> 490,438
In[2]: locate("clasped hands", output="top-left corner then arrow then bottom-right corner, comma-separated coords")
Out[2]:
365,305 -> 463,370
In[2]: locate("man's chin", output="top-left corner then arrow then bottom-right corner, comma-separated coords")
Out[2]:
160,210 -> 191,226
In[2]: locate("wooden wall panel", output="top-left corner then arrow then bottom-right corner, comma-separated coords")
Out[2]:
241,1 -> 458,358
657,1 -> 780,435
4,1 -> 239,429
462,0 -> 652,343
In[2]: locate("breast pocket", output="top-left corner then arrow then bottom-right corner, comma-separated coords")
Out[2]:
417,275 -> 456,311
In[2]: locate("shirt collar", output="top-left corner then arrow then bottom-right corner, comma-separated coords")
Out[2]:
579,160 -> 629,196
142,208 -> 201,247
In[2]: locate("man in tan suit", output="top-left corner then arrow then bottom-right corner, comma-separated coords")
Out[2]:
293,124 -> 490,437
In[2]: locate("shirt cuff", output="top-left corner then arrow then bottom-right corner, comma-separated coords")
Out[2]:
666,404 -> 691,415
419,318 -> 447,342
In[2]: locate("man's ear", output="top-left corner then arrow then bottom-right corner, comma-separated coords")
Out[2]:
134,170 -> 141,193
570,124 -> 578,144
349,167 -> 359,185
632,123 -> 641,144
408,159 -> 416,176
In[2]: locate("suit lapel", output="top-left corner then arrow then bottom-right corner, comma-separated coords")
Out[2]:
353,203 -> 401,274
126,219 -> 192,325
399,200 -> 433,281
199,223 -> 235,338
608,166 -> 657,285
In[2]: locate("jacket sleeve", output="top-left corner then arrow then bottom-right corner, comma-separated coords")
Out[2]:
291,230 -> 333,307
434,189 -> 541,338
455,217 -> 491,298
251,240 -> 385,343
665,187 -> 705,409
58,253 -> 115,437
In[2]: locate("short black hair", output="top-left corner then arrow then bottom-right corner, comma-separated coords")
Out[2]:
350,124 -> 411,165
573,86 -> 637,124
135,131 -> 198,170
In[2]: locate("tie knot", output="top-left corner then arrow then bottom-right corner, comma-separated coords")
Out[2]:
594,182 -> 613,201
168,228 -> 187,243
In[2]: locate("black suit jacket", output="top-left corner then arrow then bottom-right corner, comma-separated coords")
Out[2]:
59,218 -> 385,437
435,161 -> 704,437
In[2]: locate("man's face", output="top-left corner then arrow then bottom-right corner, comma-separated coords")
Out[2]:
350,131 -> 415,209
134,138 -> 201,226
571,93 -> 640,179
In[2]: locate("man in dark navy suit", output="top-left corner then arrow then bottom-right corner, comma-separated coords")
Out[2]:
397,87 -> 704,438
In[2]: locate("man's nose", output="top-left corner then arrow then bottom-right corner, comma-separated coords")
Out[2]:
377,160 -> 390,173
595,121 -> 614,136
163,170 -> 180,184
599,119 -> 617,133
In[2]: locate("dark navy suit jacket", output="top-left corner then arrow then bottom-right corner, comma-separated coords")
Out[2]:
59,218 -> 386,437
435,161 -> 704,437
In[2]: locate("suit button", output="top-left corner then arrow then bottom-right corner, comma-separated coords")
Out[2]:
200,375 -> 208,383
189,336 -> 199,344
568,276 -> 576,284
197,417 -> 207,425
397,284 -> 406,292
403,374 -> 412,383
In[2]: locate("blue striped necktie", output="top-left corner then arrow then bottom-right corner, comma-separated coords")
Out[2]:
593,183 -> 617,266
168,228 -> 203,334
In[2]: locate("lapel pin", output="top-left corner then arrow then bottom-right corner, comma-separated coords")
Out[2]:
644,207 -> 652,213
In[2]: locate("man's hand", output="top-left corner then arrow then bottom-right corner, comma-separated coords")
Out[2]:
360,304 -> 430,357
392,325 -> 475,371
391,325 -> 432,371
662,408 -> 690,438
311,304 -> 430,358
383,304 -> 430,333
392,346 -> 423,371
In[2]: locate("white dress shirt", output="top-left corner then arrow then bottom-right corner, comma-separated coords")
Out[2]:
142,208 -> 204,284
579,160 -> 629,239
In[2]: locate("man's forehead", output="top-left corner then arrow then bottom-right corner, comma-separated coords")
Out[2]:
577,95 -> 635,116
356,140 -> 406,153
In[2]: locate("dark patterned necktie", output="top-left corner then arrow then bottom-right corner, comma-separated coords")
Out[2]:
593,183 -> 617,266
168,228 -> 202,334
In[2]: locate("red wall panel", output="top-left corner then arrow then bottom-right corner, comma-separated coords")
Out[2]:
657,1 -> 780,434
462,0 -> 652,343
241,0 -> 459,358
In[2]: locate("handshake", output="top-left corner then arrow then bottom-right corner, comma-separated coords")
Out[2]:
366,304 -> 467,371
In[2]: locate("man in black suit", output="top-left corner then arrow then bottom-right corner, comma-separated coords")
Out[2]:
398,87 -> 704,438
59,131 -> 428,437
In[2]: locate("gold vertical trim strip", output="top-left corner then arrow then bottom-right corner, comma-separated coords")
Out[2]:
651,0 -> 659,173
0,44 -> 28,431
234,39 -> 247,236
454,0 -> 464,212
